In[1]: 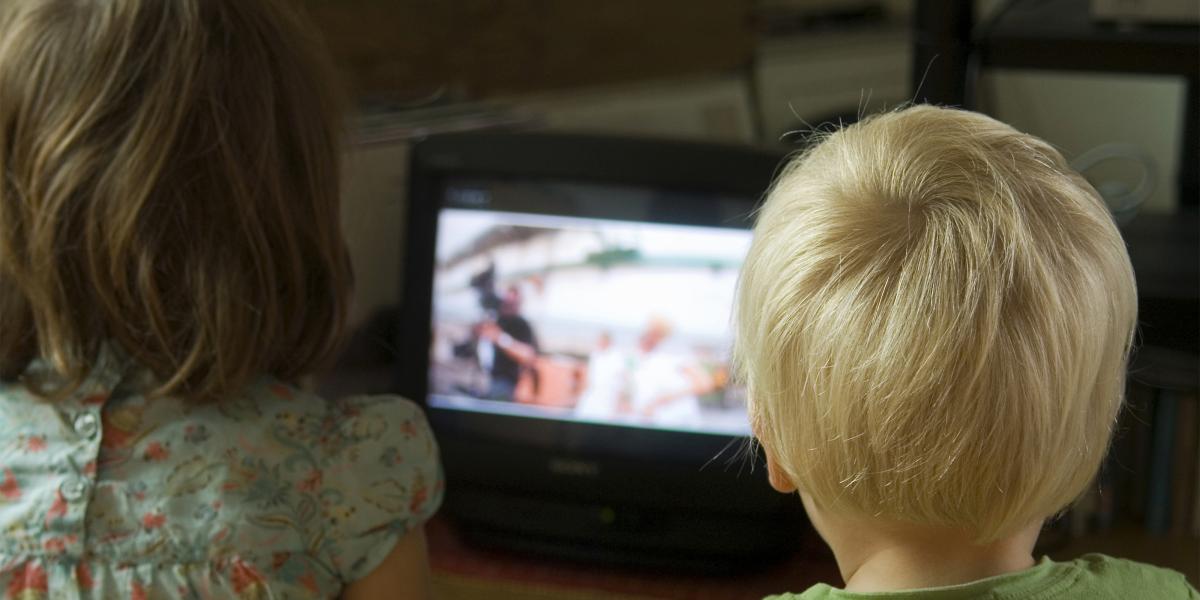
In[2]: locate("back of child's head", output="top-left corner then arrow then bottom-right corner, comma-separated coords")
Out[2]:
0,0 -> 351,400
735,105 -> 1137,542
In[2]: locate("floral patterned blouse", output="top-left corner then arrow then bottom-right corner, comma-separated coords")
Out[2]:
0,349 -> 443,599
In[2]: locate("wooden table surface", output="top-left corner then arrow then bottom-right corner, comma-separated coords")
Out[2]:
429,517 -> 1199,599
427,516 -> 840,600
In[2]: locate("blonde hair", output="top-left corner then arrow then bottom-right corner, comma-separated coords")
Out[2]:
735,106 -> 1137,542
0,0 -> 351,400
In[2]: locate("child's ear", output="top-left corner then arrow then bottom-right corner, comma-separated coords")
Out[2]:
750,415 -> 798,493
759,441 -> 798,494
766,455 -> 798,494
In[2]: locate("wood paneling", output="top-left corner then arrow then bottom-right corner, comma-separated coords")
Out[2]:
302,0 -> 754,99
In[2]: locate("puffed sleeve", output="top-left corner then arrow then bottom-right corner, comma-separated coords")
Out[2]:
314,395 -> 444,583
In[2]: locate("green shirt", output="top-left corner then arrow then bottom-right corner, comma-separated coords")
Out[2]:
766,554 -> 1198,600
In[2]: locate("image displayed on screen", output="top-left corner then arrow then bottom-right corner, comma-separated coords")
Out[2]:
429,206 -> 753,436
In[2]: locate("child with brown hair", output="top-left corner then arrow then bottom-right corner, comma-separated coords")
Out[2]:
736,106 -> 1197,599
0,0 -> 440,597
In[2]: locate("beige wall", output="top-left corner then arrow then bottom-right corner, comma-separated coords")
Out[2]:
340,141 -> 410,328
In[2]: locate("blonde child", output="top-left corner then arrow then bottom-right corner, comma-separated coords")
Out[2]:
0,0 -> 441,597
735,106 -> 1197,599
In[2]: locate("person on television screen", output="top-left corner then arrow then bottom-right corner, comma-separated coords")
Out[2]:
477,286 -> 538,401
626,317 -> 709,428
736,106 -> 1197,599
575,332 -> 627,420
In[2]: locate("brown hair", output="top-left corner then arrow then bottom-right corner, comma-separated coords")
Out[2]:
0,0 -> 351,400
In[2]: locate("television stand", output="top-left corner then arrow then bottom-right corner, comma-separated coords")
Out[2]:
445,485 -> 806,574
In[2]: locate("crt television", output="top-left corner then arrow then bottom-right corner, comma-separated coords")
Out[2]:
397,132 -> 804,569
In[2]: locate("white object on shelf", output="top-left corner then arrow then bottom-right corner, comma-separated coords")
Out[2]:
512,76 -> 758,144
1091,0 -> 1200,25
979,69 -> 1187,213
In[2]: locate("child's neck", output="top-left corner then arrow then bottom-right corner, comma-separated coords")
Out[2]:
802,497 -> 1041,592
838,528 -> 1039,592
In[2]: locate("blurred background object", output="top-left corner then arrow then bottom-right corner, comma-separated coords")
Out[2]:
305,0 -> 1198,596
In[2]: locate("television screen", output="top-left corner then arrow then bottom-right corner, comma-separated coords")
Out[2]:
428,180 -> 753,436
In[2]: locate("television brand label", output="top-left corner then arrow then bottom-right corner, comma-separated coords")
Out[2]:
448,187 -> 490,208
548,457 -> 600,477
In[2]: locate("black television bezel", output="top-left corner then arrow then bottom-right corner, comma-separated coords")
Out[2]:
396,131 -> 792,517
